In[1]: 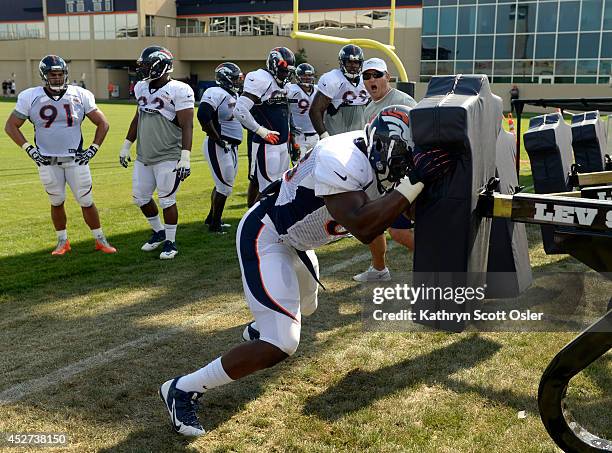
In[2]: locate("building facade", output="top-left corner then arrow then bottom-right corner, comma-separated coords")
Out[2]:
0,0 -> 608,106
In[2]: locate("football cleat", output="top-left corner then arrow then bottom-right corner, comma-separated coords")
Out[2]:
159,378 -> 205,437
51,239 -> 71,256
208,222 -> 229,234
242,322 -> 260,342
141,230 -> 166,252
159,240 -> 178,260
95,237 -> 117,254
204,215 -> 231,229
352,265 -> 391,282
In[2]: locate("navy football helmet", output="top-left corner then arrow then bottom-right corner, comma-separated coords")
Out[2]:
215,62 -> 243,93
365,105 -> 414,193
136,46 -> 174,81
266,47 -> 295,87
39,55 -> 69,92
338,44 -> 364,83
295,63 -> 316,87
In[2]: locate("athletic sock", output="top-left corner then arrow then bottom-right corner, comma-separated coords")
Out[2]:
56,229 -> 68,241
147,215 -> 164,233
164,224 -> 177,242
176,357 -> 234,393
91,228 -> 104,240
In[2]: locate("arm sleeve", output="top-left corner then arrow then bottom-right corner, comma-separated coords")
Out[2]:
14,90 -> 31,118
82,89 -> 97,114
234,95 -> 261,132
175,84 -> 195,111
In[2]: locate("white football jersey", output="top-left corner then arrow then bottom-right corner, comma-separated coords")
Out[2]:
242,69 -> 290,144
15,85 -> 97,157
317,69 -> 370,109
200,86 -> 242,141
134,79 -> 194,122
264,130 -> 382,251
287,83 -> 317,134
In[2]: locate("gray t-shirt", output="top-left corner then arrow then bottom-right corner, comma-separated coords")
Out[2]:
363,88 -> 417,124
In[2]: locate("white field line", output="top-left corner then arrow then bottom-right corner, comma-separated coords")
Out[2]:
0,242 -> 392,404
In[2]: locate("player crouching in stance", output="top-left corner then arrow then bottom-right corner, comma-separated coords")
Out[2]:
4,55 -> 115,255
119,46 -> 195,259
198,62 -> 243,233
159,105 -> 454,436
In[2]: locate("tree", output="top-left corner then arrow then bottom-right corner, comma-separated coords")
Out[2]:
295,48 -> 308,65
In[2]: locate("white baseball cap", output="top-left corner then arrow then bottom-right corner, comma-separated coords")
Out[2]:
362,58 -> 388,73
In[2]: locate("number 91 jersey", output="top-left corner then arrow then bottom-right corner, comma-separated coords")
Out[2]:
14,85 -> 97,157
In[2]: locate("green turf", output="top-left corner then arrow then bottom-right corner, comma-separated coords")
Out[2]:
0,103 -> 609,452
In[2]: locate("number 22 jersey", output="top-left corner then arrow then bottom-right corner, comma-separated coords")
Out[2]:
14,85 -> 97,157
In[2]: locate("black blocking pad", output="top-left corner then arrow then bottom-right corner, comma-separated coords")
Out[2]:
409,74 -> 503,331
486,129 -> 532,298
524,113 -> 574,254
571,111 -> 608,172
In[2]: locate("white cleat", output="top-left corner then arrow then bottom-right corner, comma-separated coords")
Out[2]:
142,230 -> 166,251
352,265 -> 391,282
159,240 -> 178,260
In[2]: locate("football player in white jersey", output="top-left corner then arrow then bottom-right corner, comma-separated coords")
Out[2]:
5,55 -> 116,256
198,62 -> 243,233
309,44 -> 370,138
287,63 -> 319,163
119,46 -> 195,259
158,105 -> 455,437
234,47 -> 295,207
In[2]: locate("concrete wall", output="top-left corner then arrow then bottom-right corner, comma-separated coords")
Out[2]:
96,68 -> 130,99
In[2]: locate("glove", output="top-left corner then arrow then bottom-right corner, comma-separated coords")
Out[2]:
174,149 -> 191,181
216,139 -> 233,154
22,142 -> 50,166
408,146 -> 454,185
255,126 -> 280,144
119,139 -> 132,168
75,144 -> 99,165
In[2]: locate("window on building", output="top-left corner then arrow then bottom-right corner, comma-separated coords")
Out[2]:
438,36 -> 456,59
535,34 -> 555,59
496,4 -> 515,34
457,6 -> 476,34
475,35 -> 494,59
91,13 -> 138,39
456,36 -> 474,59
477,5 -> 495,34
421,37 -> 438,60
536,2 -> 557,32
580,0 -> 603,31
558,2 -> 580,32
439,7 -> 457,35
602,32 -> 612,57
495,34 -> 514,59
556,33 -> 577,59
514,34 -> 534,59
423,8 -> 438,35
578,33 -> 600,59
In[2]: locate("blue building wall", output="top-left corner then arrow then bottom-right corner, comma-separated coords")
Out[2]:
0,1 -> 44,22
46,0 -> 137,15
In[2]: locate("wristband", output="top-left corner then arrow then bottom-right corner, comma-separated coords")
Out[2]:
319,131 -> 330,139
181,149 -> 191,160
121,139 -> 133,151
21,142 -> 33,150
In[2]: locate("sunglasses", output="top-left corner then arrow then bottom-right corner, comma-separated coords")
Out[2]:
363,71 -> 385,80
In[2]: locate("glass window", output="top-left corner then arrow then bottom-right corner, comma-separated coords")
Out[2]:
496,4 -> 515,34
514,60 -> 533,77
477,5 -> 495,33
59,16 -> 69,40
423,0 -> 439,6
423,8 -> 438,35
556,33 -> 577,58
535,34 -> 555,59
605,0 -> 612,29
534,60 -> 554,75
558,2 -> 580,32
601,32 -> 612,57
69,15 -> 79,40
555,76 -> 575,83
476,35 -> 494,58
341,10 -> 356,28
474,60 -> 492,76
455,61 -> 474,72
371,10 -> 389,28
93,15 -> 104,39
356,10 -> 372,28
457,36 -> 474,59
459,0 -> 476,4
420,61 -> 436,75
576,60 -> 598,75
126,13 -> 138,37
581,0 -> 603,31
494,61 -> 512,75
439,7 -> 457,35
537,2 -> 557,32
80,16 -> 90,40
49,16 -> 59,40
576,76 -> 597,83
555,60 -> 575,75
495,35 -> 513,58
438,61 -> 454,74
438,36 -> 456,59
115,14 -> 127,38
457,6 -> 476,33
514,3 -> 536,33
600,60 -> 611,76
578,33 -> 600,58
514,34 -> 534,59
441,0 -> 457,5
422,37 -> 437,60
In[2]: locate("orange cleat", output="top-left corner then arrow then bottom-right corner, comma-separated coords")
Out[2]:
95,237 -> 117,254
51,239 -> 71,256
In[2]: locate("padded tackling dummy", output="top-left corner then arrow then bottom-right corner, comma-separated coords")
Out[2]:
409,74 -> 503,331
523,113 -> 573,254
571,111 -> 609,172
486,128 -> 532,297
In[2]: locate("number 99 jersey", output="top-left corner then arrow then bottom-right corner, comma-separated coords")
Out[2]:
14,85 -> 97,157
287,83 -> 317,135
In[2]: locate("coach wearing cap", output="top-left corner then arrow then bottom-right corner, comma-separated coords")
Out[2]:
352,57 -> 418,283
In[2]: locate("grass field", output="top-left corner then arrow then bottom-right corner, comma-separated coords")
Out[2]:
0,101 -> 609,452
